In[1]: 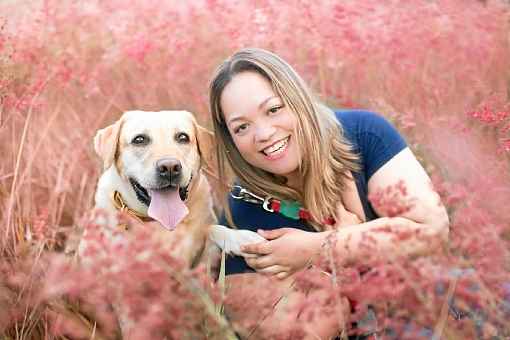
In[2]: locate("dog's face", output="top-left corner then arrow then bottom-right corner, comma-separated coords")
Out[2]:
94,110 -> 214,208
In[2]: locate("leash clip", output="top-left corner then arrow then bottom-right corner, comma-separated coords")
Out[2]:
230,185 -> 264,204
262,197 -> 274,212
230,185 -> 274,212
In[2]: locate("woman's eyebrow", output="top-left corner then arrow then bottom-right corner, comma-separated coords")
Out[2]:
227,96 -> 280,125
227,115 -> 244,125
258,96 -> 279,110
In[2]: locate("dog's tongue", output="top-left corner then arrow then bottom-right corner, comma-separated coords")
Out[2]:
147,189 -> 188,230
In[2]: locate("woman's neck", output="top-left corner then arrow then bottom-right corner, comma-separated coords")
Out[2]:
284,170 -> 302,191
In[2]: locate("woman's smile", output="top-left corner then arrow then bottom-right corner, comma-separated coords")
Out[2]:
261,136 -> 290,159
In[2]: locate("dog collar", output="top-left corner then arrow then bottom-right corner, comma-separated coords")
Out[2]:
112,191 -> 155,229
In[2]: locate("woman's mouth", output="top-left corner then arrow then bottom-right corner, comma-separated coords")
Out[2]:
261,136 -> 290,159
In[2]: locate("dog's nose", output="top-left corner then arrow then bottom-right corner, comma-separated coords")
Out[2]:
156,158 -> 182,179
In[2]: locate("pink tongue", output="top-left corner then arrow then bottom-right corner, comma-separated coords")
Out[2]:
147,189 -> 189,230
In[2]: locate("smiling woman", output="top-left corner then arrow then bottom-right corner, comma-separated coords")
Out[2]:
220,71 -> 301,184
208,48 -> 449,339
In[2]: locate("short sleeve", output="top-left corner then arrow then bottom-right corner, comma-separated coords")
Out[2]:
358,112 -> 407,179
336,110 -> 407,180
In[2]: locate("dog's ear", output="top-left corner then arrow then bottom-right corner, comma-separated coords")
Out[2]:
94,118 -> 123,170
196,125 -> 217,173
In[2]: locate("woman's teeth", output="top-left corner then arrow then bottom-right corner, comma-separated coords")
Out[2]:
263,137 -> 289,156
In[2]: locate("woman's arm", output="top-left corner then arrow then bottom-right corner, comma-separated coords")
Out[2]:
330,147 -> 449,265
242,147 -> 449,277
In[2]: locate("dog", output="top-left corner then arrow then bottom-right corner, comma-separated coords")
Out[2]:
79,110 -> 263,267
63,110 -> 264,339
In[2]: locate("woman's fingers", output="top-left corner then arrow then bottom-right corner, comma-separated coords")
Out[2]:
244,256 -> 293,279
256,265 -> 289,276
276,271 -> 290,280
257,228 -> 292,240
336,204 -> 362,227
245,256 -> 260,269
245,255 -> 275,270
241,240 -> 272,255
245,257 -> 291,279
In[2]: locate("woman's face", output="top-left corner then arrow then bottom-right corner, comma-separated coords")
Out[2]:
220,71 -> 301,184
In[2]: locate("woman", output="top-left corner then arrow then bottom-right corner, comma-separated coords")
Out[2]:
209,48 -> 449,339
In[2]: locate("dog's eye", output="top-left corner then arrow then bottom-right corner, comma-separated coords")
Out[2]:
131,134 -> 149,145
175,132 -> 190,144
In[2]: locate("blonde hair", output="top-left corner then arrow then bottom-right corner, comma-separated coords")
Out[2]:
209,48 -> 359,230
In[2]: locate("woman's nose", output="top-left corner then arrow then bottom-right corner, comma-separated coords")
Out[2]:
254,123 -> 276,143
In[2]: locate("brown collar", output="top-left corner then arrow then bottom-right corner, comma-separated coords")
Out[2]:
112,191 -> 154,226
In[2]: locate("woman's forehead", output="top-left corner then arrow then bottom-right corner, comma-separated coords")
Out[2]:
221,72 -> 279,120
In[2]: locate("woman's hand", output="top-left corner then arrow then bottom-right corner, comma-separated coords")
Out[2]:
241,228 -> 328,280
335,203 -> 363,228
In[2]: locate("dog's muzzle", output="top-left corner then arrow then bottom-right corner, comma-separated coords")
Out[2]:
129,157 -> 192,206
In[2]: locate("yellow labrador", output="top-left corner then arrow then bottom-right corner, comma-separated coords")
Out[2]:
80,110 -> 263,267
71,110 -> 264,338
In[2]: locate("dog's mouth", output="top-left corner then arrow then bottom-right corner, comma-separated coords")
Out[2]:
129,175 -> 192,206
129,174 -> 193,231
129,178 -> 151,206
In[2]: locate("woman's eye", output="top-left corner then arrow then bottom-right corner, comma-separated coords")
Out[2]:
175,132 -> 190,144
268,105 -> 283,114
234,123 -> 248,135
132,134 -> 149,145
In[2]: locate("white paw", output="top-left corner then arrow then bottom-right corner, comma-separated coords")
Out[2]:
209,225 -> 266,257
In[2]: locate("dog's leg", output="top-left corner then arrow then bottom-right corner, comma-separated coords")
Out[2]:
208,225 -> 266,257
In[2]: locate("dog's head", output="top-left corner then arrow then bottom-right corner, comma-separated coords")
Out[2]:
94,110 -> 215,228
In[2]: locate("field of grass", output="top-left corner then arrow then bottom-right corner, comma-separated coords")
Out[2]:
1,0 -> 509,339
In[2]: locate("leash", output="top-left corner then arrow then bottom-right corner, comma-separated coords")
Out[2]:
204,165 -> 336,225
230,185 -> 336,226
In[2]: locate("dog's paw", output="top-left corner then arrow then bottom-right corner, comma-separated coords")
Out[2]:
209,225 -> 266,257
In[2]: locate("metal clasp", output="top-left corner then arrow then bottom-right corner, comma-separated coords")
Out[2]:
262,197 -> 274,212
230,185 -> 274,212
230,185 -> 264,204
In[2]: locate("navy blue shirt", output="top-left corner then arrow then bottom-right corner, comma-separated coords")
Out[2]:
221,110 -> 407,275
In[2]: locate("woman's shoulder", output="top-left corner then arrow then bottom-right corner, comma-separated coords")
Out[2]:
334,109 -> 395,134
334,109 -> 408,179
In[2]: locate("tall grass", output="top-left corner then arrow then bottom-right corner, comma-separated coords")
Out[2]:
1,0 -> 509,339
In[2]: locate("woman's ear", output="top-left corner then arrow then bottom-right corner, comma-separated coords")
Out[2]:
93,118 -> 123,170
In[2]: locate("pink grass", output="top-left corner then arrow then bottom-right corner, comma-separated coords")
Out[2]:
1,0 -> 509,339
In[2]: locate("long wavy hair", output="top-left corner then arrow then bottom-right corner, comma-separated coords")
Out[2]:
209,48 -> 359,230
